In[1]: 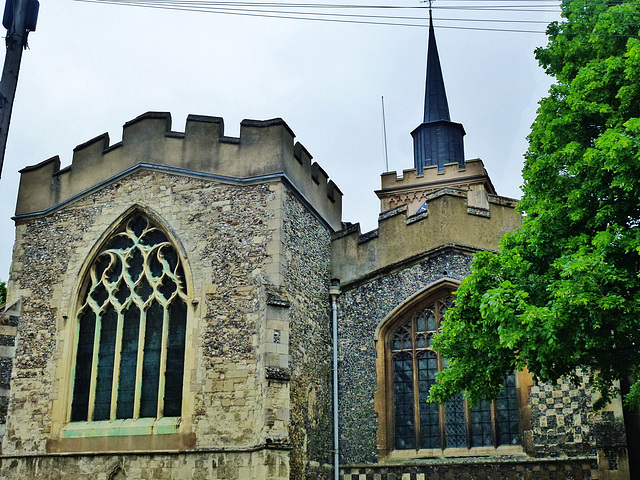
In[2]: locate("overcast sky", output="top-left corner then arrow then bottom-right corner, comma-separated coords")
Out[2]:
0,0 -> 561,282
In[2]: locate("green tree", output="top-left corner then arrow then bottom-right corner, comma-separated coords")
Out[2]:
429,0 -> 640,409
0,281 -> 5,305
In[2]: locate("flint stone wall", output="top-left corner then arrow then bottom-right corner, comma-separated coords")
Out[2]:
336,249 -> 473,465
335,247 -> 627,477
6,171 -> 275,454
339,457 -> 597,480
283,192 -> 334,479
1,169 -> 334,479
0,305 -> 18,445
0,450 -> 289,479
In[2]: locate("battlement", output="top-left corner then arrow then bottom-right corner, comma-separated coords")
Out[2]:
15,112 -> 343,230
377,158 -> 500,216
380,158 -> 494,191
331,187 -> 521,285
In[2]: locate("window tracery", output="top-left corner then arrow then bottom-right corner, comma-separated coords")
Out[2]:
70,214 -> 188,422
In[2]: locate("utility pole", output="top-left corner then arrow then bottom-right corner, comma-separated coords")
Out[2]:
0,0 -> 37,179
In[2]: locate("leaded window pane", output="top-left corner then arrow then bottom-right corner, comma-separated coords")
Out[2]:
418,351 -> 440,449
393,351 -> 415,449
496,374 -> 521,445
93,305 -> 117,421
420,401 -> 441,449
140,301 -> 163,418
70,309 -> 96,422
426,310 -> 436,331
164,298 -> 187,417
129,248 -> 144,283
70,214 -> 188,422
445,394 -> 467,448
116,305 -> 140,419
470,399 -> 493,447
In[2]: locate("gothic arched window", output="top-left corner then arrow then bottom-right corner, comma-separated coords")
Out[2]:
70,214 -> 188,422
384,289 -> 521,453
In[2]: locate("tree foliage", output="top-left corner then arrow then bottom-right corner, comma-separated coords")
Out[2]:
429,0 -> 640,409
0,281 -> 5,306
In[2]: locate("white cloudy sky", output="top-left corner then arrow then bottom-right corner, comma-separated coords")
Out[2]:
0,0 -> 561,281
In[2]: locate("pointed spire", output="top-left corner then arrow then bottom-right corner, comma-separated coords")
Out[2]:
412,5 -> 466,173
424,7 -> 450,123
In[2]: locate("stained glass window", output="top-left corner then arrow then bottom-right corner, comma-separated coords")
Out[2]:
70,214 -> 188,422
390,294 -> 520,450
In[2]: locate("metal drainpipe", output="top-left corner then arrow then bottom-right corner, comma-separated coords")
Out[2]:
329,278 -> 341,480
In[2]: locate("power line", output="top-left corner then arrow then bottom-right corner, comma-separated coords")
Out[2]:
83,0 -> 561,6
74,0 -> 640,35
81,0 -> 563,11
104,0 -> 640,24
82,0 -> 559,24
81,0 -> 640,15
71,0 -> 640,10
75,0 -> 551,32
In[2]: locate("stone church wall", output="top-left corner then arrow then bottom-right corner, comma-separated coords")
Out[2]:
0,450 -> 288,479
335,243 -> 629,477
2,107 -> 630,478
4,171 -> 273,454
335,250 -> 473,465
1,112 -> 339,479
339,457 -> 598,480
0,301 -> 19,443
0,168 -> 333,478
332,198 -> 628,477
283,193 -> 334,479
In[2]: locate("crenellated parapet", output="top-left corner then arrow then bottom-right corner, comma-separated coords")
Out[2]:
376,158 -> 499,216
331,186 -> 521,286
15,112 -> 343,230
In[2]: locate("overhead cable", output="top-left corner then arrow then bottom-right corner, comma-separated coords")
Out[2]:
74,0 -> 640,36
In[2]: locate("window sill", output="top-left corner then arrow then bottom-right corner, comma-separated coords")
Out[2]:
61,417 -> 181,438
385,445 -> 525,462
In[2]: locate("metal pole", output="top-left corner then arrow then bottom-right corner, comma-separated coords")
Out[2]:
329,279 -> 341,480
381,96 -> 389,172
0,0 -> 30,179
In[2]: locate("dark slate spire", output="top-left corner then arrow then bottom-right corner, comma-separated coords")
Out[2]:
423,9 -> 450,123
412,7 -> 465,173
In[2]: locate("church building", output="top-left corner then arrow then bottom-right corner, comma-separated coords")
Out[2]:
0,13 -> 632,480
